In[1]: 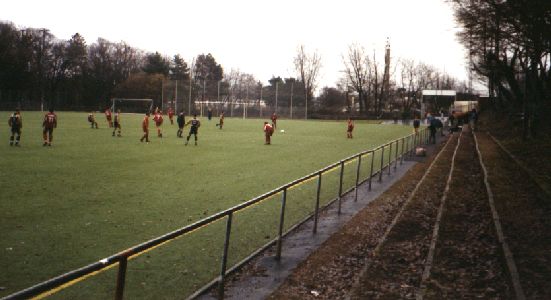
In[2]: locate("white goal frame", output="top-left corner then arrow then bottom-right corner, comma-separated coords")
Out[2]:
111,98 -> 154,113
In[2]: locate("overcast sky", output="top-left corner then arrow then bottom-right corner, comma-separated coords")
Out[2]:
2,0 -> 468,91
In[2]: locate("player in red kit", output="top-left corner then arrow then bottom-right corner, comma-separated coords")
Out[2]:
105,107 -> 113,128
271,112 -> 278,129
140,112 -> 150,143
167,107 -> 175,125
263,122 -> 274,145
347,118 -> 354,139
42,108 -> 57,146
153,110 -> 164,137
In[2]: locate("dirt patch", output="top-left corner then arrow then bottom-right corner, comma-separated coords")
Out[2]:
477,132 -> 551,299
479,114 -> 551,197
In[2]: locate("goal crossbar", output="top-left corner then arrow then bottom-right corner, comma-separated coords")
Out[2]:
111,98 -> 154,112
111,98 -> 154,102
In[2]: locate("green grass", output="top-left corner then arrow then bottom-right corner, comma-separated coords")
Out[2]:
0,111 -> 412,299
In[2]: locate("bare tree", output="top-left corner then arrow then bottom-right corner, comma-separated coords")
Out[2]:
294,45 -> 322,119
399,58 -> 418,112
342,44 -> 370,114
224,69 -> 240,116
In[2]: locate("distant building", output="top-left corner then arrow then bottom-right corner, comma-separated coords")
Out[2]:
421,90 -> 480,115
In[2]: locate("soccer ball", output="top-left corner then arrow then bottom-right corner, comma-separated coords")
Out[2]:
280,129 -> 285,133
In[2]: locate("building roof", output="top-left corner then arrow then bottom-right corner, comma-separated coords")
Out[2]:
421,90 -> 456,96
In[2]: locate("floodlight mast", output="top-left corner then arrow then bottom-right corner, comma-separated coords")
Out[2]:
188,57 -> 195,114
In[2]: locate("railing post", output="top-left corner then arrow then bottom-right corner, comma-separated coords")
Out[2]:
394,140 -> 399,170
338,161 -> 344,214
369,151 -> 375,191
424,128 -> 428,144
218,212 -> 233,299
115,257 -> 128,300
400,138 -> 405,165
423,130 -> 427,145
313,171 -> 322,234
354,154 -> 362,202
406,135 -> 411,157
426,128 -> 429,144
275,188 -> 287,260
388,142 -> 392,175
388,142 -> 392,176
379,146 -> 385,182
410,134 -> 415,157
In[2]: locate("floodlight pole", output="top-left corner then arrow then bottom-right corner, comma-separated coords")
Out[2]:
290,80 -> 294,119
260,84 -> 263,117
188,57 -> 194,114
39,28 -> 47,112
245,84 -> 249,119
275,81 -> 278,114
161,78 -> 164,112
305,92 -> 308,120
203,80 -> 206,102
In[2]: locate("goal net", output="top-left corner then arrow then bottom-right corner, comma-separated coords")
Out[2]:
111,98 -> 154,114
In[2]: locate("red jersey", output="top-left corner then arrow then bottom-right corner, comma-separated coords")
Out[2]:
105,109 -> 112,120
153,113 -> 163,125
264,123 -> 273,135
271,113 -> 277,122
43,112 -> 57,128
168,108 -> 174,118
347,120 -> 354,131
142,115 -> 149,130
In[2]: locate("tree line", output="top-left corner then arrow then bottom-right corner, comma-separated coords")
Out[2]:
0,20 -> 468,118
450,0 -> 551,138
0,21 -> 227,111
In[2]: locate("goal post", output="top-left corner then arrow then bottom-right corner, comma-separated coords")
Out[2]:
111,98 -> 154,114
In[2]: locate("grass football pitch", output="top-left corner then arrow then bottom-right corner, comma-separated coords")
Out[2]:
0,111 -> 412,299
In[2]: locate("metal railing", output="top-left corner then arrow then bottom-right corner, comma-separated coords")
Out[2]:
3,127 -> 430,300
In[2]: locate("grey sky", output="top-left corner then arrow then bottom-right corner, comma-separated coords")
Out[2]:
2,0 -> 468,91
